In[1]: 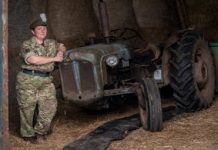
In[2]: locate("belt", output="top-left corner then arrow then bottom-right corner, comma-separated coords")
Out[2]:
22,69 -> 50,77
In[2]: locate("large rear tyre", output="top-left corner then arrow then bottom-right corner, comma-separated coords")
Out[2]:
169,31 -> 215,112
138,78 -> 163,132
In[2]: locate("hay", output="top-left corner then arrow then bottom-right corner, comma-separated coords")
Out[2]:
11,98 -> 218,150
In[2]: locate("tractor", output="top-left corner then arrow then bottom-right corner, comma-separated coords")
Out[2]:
59,0 -> 215,132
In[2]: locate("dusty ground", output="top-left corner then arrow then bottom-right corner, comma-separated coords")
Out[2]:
10,97 -> 218,150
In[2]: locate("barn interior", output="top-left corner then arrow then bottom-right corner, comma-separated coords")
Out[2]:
1,0 -> 218,149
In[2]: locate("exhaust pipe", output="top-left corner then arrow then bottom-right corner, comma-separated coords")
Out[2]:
98,0 -> 110,44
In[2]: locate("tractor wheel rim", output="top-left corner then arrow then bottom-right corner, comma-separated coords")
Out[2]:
194,48 -> 208,90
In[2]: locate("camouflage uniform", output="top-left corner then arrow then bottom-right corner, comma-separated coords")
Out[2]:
16,36 -> 58,137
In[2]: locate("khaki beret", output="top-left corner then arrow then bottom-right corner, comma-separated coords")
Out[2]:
29,13 -> 47,29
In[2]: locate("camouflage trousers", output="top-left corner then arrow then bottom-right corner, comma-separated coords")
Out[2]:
16,72 -> 57,137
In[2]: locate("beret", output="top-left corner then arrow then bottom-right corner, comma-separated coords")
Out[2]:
29,13 -> 47,29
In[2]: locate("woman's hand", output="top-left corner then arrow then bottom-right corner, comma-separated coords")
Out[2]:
58,43 -> 66,52
54,51 -> 64,62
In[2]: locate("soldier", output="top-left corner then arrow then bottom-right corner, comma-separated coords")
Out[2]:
16,13 -> 66,143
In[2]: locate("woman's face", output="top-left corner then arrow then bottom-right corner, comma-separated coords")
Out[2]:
31,26 -> 47,41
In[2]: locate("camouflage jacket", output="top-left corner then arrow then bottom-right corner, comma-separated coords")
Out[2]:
20,36 -> 58,72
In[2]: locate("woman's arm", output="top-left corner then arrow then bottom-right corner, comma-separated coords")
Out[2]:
27,51 -> 63,65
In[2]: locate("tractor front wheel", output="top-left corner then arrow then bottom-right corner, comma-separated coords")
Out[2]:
138,78 -> 163,132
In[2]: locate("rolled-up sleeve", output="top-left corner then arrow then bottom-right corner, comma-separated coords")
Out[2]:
21,42 -> 37,64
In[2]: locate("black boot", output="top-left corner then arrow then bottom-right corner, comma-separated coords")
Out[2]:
37,129 -> 53,140
23,136 -> 37,144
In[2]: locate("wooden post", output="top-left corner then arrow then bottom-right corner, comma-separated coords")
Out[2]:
0,0 -> 10,149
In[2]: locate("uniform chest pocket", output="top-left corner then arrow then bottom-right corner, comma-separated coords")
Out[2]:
34,46 -> 47,56
45,45 -> 56,57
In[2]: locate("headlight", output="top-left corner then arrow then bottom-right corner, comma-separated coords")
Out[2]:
106,55 -> 118,67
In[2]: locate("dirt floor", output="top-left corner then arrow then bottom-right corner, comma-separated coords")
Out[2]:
10,96 -> 218,150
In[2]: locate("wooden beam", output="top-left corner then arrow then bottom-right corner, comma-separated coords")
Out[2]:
0,0 -> 10,149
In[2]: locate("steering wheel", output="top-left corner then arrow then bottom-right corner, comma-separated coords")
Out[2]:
109,28 -> 143,40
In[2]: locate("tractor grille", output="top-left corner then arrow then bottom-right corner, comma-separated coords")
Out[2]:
74,60 -> 96,92
59,62 -> 76,95
59,60 -> 96,99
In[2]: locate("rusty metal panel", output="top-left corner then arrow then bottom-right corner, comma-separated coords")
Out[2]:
0,0 -> 10,149
59,60 -> 97,105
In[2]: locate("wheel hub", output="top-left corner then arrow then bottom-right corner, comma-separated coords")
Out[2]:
194,49 -> 208,89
